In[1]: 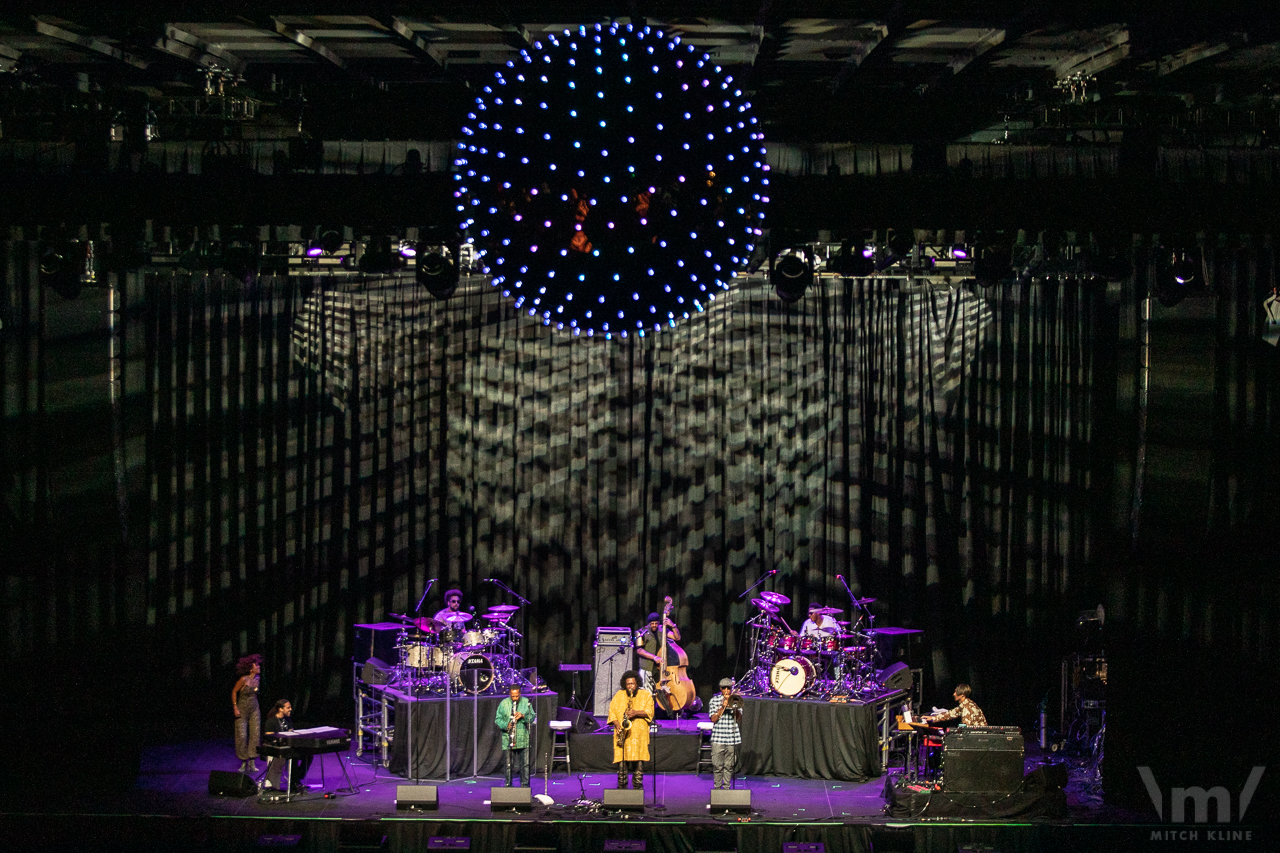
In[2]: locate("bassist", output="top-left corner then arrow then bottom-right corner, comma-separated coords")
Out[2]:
635,611 -> 681,692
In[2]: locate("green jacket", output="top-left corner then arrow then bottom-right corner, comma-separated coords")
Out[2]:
494,696 -> 535,750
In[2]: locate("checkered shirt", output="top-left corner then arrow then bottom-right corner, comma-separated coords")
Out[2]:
707,694 -> 742,745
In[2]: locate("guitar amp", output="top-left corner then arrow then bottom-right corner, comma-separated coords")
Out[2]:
593,627 -> 635,716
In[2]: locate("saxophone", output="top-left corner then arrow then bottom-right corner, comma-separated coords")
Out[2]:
616,691 -> 633,748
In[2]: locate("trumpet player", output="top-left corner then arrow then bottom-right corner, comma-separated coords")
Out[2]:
707,677 -> 743,790
607,670 -> 654,789
495,685 -> 535,787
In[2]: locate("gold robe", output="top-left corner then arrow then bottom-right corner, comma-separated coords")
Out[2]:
607,687 -> 654,763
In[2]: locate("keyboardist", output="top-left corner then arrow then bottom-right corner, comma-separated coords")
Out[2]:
263,700 -> 313,792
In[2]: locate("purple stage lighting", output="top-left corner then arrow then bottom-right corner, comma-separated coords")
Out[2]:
456,22 -> 767,339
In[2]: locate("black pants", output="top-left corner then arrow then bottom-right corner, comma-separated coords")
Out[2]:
504,747 -> 529,787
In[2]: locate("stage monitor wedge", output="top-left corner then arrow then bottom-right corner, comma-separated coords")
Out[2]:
396,784 -> 439,810
208,770 -> 257,797
710,788 -> 752,813
602,788 -> 646,811
877,661 -> 912,692
490,786 -> 533,811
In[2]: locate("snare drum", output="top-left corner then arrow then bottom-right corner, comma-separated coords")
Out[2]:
447,652 -> 495,694
770,657 -> 817,697
779,632 -> 799,652
797,635 -> 818,653
820,635 -> 840,653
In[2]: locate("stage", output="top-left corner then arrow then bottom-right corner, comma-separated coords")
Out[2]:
0,721 -> 1223,853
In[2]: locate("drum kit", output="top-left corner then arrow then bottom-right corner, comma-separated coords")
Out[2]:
388,604 -> 526,695
740,591 -> 883,700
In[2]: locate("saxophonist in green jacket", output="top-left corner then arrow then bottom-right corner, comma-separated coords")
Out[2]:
495,685 -> 536,787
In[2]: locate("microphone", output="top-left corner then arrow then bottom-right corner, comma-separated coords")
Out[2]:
469,605 -> 476,613
484,578 -> 498,583
836,574 -> 843,580
770,569 -> 778,574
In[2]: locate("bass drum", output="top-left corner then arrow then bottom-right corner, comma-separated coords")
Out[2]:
447,652 -> 495,694
770,656 -> 817,697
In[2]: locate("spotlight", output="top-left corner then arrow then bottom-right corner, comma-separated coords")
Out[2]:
1170,250 -> 1198,286
949,243 -> 969,260
972,244 -> 1013,287
399,242 -> 418,259
357,236 -> 402,274
830,238 -> 874,277
771,247 -> 813,303
415,245 -> 459,298
318,228 -> 345,255
305,242 -> 324,258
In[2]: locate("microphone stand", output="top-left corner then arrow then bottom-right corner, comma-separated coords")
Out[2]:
490,579 -> 531,687
413,578 -> 437,615
737,570 -> 776,599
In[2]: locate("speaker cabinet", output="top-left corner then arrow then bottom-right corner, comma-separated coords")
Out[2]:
877,662 -> 912,692
208,770 -> 257,797
593,629 -> 634,716
602,788 -> 646,811
396,784 -> 439,810
490,786 -> 533,811
710,788 -> 752,813
943,749 -> 1024,793
556,706 -> 600,733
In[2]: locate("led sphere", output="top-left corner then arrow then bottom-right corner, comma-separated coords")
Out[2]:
456,23 -> 767,338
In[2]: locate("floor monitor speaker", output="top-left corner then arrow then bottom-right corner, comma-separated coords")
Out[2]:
710,788 -> 752,813
396,784 -> 439,810
490,786 -> 532,811
602,788 -> 646,811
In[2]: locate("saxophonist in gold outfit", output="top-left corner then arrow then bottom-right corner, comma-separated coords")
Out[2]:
607,670 -> 655,789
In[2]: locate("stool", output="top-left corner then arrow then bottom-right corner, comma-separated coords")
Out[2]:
696,721 -> 714,776
549,720 -> 572,773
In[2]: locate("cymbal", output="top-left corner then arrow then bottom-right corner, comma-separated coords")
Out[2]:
440,612 -> 473,623
853,597 -> 876,606
412,617 -> 436,632
482,613 -> 511,621
813,606 -> 842,615
759,591 -> 790,606
488,604 -> 520,613
751,598 -> 779,613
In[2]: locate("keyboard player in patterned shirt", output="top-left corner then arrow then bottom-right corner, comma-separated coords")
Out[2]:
922,683 -> 987,727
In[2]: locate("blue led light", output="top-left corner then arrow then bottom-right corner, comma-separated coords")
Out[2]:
459,22 -> 765,338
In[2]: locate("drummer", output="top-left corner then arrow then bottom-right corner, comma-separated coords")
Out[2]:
432,589 -> 466,633
800,603 -> 840,637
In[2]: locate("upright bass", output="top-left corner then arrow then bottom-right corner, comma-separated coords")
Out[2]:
654,595 -> 696,712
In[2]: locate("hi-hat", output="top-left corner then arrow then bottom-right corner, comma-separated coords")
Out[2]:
441,612 -> 473,623
751,598 -> 779,613
489,604 -> 520,613
759,591 -> 790,606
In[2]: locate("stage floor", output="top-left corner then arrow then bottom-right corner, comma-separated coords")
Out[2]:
1,728 -> 1240,853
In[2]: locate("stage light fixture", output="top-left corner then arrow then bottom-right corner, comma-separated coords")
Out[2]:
972,244 -> 1013,287
949,243 -> 969,260
305,242 -> 324,258
358,236 -> 402,274
1170,250 -> 1198,286
399,241 -> 418,259
771,247 -> 813,303
457,22 -> 768,338
416,245 -> 460,298
318,228 -> 345,255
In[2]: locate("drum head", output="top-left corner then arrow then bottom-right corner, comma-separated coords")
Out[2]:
448,652 -> 495,694
770,657 -> 815,697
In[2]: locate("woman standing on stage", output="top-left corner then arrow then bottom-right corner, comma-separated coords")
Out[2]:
232,654 -> 262,773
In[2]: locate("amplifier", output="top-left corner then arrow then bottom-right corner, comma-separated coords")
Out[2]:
593,628 -> 634,716
594,627 -> 634,647
945,728 -> 1023,751
943,729 -> 1024,794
